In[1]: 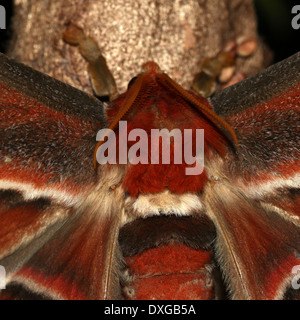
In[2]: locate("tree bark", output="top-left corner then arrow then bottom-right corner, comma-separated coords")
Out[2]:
8,0 -> 270,95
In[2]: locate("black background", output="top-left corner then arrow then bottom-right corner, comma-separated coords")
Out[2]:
254,0 -> 300,62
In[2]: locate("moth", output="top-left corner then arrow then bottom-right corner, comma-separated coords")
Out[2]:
0,25 -> 299,300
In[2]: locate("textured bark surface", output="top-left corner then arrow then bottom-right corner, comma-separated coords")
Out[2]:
8,0 -> 270,95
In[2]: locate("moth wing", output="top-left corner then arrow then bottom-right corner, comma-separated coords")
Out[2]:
0,53 -> 122,299
207,52 -> 300,299
204,181 -> 300,300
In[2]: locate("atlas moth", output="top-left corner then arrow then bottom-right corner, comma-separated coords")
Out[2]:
0,23 -> 299,300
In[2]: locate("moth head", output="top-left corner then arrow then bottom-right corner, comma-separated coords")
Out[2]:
93,61 -> 238,167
